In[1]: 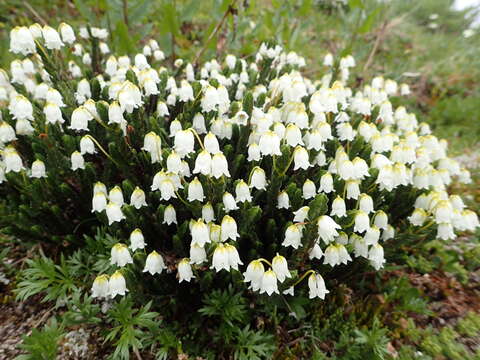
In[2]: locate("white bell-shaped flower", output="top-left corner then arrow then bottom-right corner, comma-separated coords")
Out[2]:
143,251 -> 166,275
259,270 -> 279,295
250,167 -> 267,190
188,177 -> 205,202
71,151 -> 85,170
190,244 -> 207,265
272,254 -> 291,282
129,229 -> 146,251
91,274 -> 109,299
317,215 -> 341,244
190,219 -> 210,247
105,202 -> 125,225
110,243 -> 133,267
163,204 -> 177,225
178,258 -> 195,282
30,160 -> 46,178
243,260 -> 265,291
235,180 -> 252,203
108,271 -> 128,297
308,273 -> 329,299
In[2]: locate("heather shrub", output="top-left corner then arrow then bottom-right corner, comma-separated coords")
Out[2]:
1,23 -> 478,314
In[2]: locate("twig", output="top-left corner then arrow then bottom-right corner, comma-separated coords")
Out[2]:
122,0 -> 129,27
24,2 -> 48,25
193,0 -> 238,67
363,21 -> 387,73
133,348 -> 143,360
26,307 -> 55,336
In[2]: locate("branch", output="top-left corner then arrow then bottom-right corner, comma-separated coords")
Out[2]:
193,0 -> 238,67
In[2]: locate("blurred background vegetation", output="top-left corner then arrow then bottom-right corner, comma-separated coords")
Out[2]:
1,0 -> 480,359
1,0 -> 479,151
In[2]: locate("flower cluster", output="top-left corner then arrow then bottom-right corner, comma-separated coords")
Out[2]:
1,23 -> 478,301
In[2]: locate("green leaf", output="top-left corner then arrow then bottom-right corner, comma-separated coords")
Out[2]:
358,8 -> 381,34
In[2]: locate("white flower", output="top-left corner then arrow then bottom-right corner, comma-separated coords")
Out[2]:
178,258 -> 195,282
272,254 -> 291,282
188,177 -> 205,202
202,202 -> 215,222
92,192 -> 107,213
30,160 -> 46,178
42,25 -> 63,50
259,131 -> 282,156
235,180 -> 252,202
319,172 -> 334,193
382,225 -> 395,241
163,204 -> 177,225
91,274 -> 109,299
317,215 -> 341,244
373,211 -> 388,230
309,243 -> 324,260
159,179 -> 176,201
302,179 -> 316,200
437,223 -> 455,240
223,192 -> 239,212
323,245 -> 340,266
10,95 -> 33,121
248,143 -> 261,162
174,129 -> 195,157
221,215 -> 240,241
293,206 -> 310,222
108,101 -> 125,125
105,202 -> 125,225
359,194 -> 374,214
110,243 -> 133,267
118,81 -> 143,113
71,151 -> 85,170
142,132 -> 162,164
259,270 -> 279,295
354,211 -> 370,233
331,196 -> 346,217
130,187 -> 147,209
293,146 -> 310,170
108,271 -> 128,297
70,106 -> 93,131
285,124 -> 303,147
80,136 -> 96,155
346,180 -> 361,200
368,243 -> 385,270
250,167 -> 267,190
3,147 -> 23,173
408,208 -> 428,226
364,226 -> 380,245
46,88 -> 65,107
282,224 -> 302,249
277,191 -> 290,209
191,219 -> 210,247
211,153 -> 230,178
308,273 -> 329,299
193,150 -> 212,176
190,244 -> 207,265
43,102 -> 64,124
109,186 -> 124,206
323,53 -> 333,66
10,26 -> 36,55
243,260 -> 265,291
0,122 -> 16,143
143,251 -> 166,275
201,85 -> 219,112
129,229 -> 146,251
204,132 -> 220,154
